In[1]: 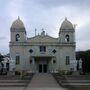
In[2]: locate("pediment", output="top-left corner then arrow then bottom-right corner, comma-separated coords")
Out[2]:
27,35 -> 58,43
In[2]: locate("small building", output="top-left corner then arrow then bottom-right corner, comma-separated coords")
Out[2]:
9,17 -> 76,73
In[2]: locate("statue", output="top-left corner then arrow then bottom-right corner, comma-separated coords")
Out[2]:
41,28 -> 45,36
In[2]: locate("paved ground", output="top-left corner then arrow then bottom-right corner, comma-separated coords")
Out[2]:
25,73 -> 68,90
0,73 -> 68,90
0,74 -> 90,90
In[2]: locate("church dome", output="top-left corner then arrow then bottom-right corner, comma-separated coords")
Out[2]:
60,18 -> 74,30
11,17 -> 25,29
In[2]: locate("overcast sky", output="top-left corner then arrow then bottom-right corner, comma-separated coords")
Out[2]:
0,0 -> 90,54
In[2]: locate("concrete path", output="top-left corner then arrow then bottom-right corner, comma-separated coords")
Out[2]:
25,73 -> 68,90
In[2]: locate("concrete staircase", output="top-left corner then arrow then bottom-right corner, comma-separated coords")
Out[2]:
0,80 -> 30,87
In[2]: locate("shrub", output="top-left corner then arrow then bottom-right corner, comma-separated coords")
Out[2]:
15,71 -> 21,75
59,70 -> 72,75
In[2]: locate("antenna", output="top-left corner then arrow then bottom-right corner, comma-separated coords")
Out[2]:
73,24 -> 77,29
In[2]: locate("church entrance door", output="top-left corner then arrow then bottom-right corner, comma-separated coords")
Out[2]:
39,64 -> 42,73
39,64 -> 47,73
43,64 -> 47,73
34,57 -> 51,73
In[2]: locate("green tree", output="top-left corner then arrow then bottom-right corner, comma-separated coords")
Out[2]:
76,50 -> 90,72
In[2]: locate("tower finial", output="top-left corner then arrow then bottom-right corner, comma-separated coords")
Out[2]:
18,16 -> 20,20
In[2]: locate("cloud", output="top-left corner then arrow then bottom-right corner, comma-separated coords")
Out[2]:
0,0 -> 89,54
33,0 -> 90,9
76,41 -> 90,51
6,0 -> 25,19
76,23 -> 90,51
0,37 -> 6,40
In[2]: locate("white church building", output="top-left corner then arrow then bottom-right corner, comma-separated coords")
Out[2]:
9,17 -> 76,73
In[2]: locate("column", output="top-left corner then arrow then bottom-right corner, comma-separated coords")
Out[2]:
51,58 -> 54,73
32,57 -> 35,73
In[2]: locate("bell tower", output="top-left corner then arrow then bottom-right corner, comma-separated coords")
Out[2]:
59,18 -> 75,44
58,18 -> 76,71
10,17 -> 26,42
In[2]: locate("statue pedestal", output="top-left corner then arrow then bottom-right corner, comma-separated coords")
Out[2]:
8,71 -> 15,76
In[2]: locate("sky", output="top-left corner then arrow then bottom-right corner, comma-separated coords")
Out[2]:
0,0 -> 90,55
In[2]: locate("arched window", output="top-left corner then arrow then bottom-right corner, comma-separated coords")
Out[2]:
16,34 -> 20,41
65,34 -> 69,42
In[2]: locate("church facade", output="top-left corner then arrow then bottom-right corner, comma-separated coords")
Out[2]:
9,17 -> 76,73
